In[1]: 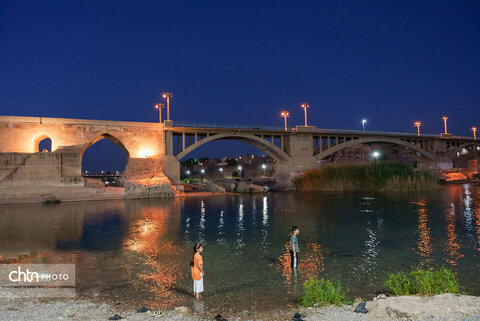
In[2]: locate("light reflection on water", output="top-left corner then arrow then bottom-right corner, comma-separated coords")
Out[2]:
0,185 -> 480,312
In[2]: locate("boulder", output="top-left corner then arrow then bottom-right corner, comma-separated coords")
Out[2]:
206,183 -> 226,193
174,306 -> 191,315
236,182 -> 267,193
367,293 -> 480,320
123,178 -> 174,199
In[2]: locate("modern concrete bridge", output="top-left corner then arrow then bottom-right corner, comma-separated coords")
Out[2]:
0,116 -> 479,199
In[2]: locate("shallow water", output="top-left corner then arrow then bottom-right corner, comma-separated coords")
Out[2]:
0,184 -> 479,312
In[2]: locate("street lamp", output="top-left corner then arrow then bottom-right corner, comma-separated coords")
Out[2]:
372,151 -> 380,163
280,111 -> 290,131
219,168 -> 223,177
414,121 -> 421,136
362,119 -> 367,131
155,103 -> 164,123
186,170 -> 190,177
472,127 -> 477,140
162,92 -> 173,121
301,103 -> 310,126
237,165 -> 242,177
201,169 -> 205,178
442,116 -> 448,134
262,164 -> 267,177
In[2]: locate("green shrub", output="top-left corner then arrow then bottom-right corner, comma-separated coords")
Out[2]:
299,277 -> 351,307
385,267 -> 460,296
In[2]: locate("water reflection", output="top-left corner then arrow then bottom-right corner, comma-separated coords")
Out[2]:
412,200 -> 432,267
444,202 -> 464,267
122,201 -> 184,308
275,242 -> 324,288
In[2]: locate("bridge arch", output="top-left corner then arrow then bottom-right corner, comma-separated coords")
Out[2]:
314,137 -> 436,161
175,132 -> 291,161
32,133 -> 53,152
448,142 -> 480,158
81,133 -> 130,158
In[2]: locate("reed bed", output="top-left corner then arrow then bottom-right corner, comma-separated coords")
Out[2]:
294,162 -> 438,192
385,267 -> 460,296
299,277 -> 351,307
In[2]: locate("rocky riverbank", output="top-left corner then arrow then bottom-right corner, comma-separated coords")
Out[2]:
1,294 -> 479,321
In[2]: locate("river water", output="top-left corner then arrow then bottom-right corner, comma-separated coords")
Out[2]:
0,184 -> 479,312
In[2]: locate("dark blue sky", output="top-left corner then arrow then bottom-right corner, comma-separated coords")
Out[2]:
1,1 -> 479,170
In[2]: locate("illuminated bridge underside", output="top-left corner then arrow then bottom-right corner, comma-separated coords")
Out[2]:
174,132 -> 291,161
314,136 -> 437,161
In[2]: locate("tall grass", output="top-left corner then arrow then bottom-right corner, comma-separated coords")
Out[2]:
385,267 -> 460,296
294,162 -> 438,192
299,277 -> 351,307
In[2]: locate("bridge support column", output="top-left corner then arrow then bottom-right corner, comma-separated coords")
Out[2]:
163,155 -> 180,185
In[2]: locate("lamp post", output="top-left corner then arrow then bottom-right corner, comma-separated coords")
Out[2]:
414,121 -> 421,136
186,170 -> 190,177
362,119 -> 367,131
372,151 -> 380,163
155,103 -> 164,123
237,165 -> 242,177
262,164 -> 266,177
301,103 -> 309,126
201,169 -> 205,178
473,127 -> 477,140
162,92 -> 173,121
442,116 -> 448,134
280,111 -> 290,131
219,168 -> 223,177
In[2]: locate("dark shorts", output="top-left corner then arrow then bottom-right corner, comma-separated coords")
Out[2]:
290,250 -> 299,268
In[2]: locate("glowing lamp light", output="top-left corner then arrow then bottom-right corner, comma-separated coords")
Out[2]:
301,103 -> 310,126
472,126 -> 477,140
362,119 -> 367,131
280,111 -> 290,131
442,116 -> 449,134
140,150 -> 151,158
414,121 -> 421,136
372,151 -> 381,162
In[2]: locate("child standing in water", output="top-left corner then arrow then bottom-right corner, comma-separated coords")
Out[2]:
290,226 -> 300,269
191,243 -> 204,299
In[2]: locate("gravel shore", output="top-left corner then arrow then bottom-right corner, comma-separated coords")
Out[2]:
0,294 -> 479,321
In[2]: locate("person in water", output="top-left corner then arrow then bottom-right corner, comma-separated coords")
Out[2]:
190,243 -> 204,299
290,226 -> 300,269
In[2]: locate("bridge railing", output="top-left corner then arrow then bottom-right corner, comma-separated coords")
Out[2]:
316,128 -> 442,138
171,121 -> 286,131
171,121 -> 474,140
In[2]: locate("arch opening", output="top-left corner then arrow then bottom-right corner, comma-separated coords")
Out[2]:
38,138 -> 52,152
177,138 -> 279,180
33,134 -> 52,152
82,134 -> 129,186
315,137 -> 436,163
175,133 -> 290,162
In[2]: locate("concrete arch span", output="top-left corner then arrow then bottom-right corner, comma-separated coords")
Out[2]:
448,142 -> 480,158
314,137 -> 436,161
175,132 -> 291,161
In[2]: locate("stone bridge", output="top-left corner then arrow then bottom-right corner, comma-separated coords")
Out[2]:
1,116 -> 478,202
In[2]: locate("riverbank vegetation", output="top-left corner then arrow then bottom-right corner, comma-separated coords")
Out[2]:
385,267 -> 460,296
294,162 -> 438,192
299,277 -> 351,307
